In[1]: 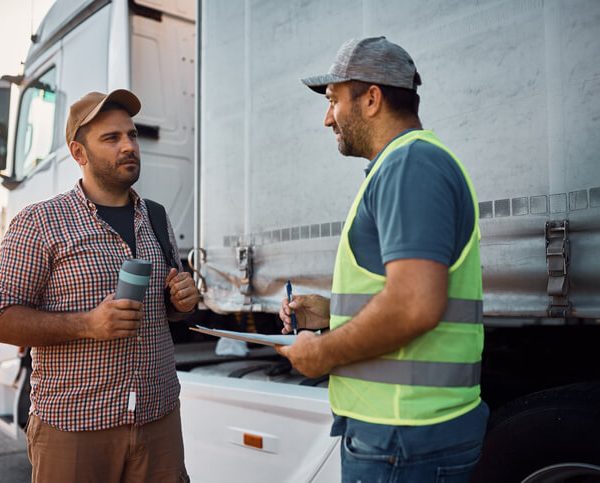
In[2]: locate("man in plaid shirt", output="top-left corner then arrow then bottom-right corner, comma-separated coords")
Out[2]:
0,89 -> 199,482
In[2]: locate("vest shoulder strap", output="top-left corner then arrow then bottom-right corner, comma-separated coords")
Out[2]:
144,199 -> 178,268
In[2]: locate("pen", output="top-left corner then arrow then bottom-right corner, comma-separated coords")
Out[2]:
286,280 -> 298,335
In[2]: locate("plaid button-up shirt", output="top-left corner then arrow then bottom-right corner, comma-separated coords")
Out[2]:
0,182 -> 181,431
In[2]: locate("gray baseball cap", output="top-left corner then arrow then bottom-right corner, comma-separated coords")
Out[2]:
302,36 -> 421,94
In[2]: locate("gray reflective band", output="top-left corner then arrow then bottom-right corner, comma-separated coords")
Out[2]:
442,298 -> 483,324
330,294 -> 482,324
330,293 -> 372,317
331,359 -> 481,387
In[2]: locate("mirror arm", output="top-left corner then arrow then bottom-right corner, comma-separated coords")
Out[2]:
0,173 -> 21,190
0,75 -> 24,85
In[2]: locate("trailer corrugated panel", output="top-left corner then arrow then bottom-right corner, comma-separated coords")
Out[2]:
199,0 -> 600,320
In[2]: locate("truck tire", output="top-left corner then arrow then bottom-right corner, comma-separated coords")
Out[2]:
471,382 -> 600,483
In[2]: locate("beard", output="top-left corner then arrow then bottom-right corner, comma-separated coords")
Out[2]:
335,102 -> 372,158
86,149 -> 141,194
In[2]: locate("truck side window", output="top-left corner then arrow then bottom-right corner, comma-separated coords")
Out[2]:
14,68 -> 57,180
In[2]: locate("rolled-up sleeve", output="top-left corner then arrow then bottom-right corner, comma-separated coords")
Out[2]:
0,208 -> 50,311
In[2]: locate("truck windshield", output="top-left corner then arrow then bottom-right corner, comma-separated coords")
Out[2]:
14,68 -> 57,180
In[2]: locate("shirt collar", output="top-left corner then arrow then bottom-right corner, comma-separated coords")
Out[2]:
73,180 -> 141,212
364,128 -> 419,176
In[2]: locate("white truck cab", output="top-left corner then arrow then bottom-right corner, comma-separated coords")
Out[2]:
0,0 -> 195,244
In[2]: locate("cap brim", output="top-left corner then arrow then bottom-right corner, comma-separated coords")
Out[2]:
80,89 -> 141,127
301,74 -> 350,94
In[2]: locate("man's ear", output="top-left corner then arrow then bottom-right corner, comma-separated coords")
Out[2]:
364,85 -> 383,117
69,141 -> 87,167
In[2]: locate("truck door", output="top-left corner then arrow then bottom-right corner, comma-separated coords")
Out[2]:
130,0 -> 196,256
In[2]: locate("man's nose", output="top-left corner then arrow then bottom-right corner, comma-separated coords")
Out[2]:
324,105 -> 334,127
120,136 -> 138,153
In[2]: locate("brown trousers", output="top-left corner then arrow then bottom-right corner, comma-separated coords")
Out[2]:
26,406 -> 189,483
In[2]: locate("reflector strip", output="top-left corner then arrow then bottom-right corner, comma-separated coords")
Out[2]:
331,293 -> 483,324
331,359 -> 481,387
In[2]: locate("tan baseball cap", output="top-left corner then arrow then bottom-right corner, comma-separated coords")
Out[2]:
65,89 -> 141,144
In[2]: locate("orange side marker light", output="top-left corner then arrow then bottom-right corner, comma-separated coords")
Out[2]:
243,433 -> 263,449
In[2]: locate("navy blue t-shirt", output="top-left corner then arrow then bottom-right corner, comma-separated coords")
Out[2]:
349,134 -> 474,273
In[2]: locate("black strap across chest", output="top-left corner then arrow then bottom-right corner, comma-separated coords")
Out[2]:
144,199 -> 178,269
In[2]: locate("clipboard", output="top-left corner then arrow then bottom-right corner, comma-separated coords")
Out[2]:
190,325 -> 297,347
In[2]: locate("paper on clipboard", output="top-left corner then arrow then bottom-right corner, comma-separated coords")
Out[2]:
190,325 -> 297,347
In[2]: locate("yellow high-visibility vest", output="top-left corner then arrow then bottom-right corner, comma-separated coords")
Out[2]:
329,130 -> 484,426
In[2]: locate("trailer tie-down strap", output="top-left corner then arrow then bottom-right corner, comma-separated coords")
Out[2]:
545,220 -> 571,317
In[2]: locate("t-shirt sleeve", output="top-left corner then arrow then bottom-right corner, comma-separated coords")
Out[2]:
368,141 -> 467,267
0,209 -> 51,311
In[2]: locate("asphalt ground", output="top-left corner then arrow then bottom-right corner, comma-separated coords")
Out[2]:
0,430 -> 30,483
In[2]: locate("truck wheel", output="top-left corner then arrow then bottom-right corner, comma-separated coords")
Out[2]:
471,382 -> 600,483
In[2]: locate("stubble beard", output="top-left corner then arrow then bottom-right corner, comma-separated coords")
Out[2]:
87,149 -> 141,195
336,103 -> 372,159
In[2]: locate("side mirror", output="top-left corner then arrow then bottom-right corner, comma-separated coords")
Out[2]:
0,75 -> 24,187
0,129 -> 6,170
0,82 -> 10,171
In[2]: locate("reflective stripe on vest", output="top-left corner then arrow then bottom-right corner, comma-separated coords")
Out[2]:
331,293 -> 483,324
331,359 -> 481,387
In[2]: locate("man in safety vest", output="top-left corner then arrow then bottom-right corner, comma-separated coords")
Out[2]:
277,37 -> 488,482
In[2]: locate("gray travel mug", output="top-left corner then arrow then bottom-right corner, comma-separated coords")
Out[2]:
115,259 -> 152,302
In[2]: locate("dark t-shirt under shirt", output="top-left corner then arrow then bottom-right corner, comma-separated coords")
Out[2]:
95,201 -> 136,258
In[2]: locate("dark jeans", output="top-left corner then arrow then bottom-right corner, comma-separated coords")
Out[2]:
334,401 -> 489,483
